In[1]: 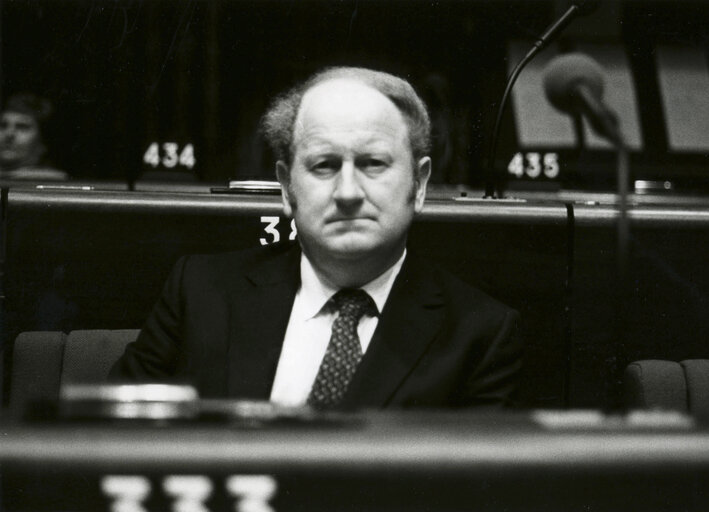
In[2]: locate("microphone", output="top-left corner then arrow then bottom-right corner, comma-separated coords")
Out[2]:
544,53 -> 630,363
533,1 -> 599,54
543,53 -> 623,147
484,1 -> 599,197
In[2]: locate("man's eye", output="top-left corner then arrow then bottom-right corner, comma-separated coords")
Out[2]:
361,158 -> 387,170
311,160 -> 338,172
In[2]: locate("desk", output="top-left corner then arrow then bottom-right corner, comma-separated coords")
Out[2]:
2,411 -> 708,511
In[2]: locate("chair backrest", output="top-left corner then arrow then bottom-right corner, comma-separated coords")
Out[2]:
624,359 -> 709,418
9,329 -> 139,417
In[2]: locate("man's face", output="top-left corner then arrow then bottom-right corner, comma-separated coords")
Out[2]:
0,111 -> 44,169
277,79 -> 430,266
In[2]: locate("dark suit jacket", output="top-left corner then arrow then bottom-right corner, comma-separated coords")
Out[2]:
110,242 -> 522,408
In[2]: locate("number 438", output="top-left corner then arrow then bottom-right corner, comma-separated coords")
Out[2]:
507,152 -> 559,179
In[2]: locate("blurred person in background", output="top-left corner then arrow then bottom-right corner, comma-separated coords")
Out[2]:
0,92 -> 67,180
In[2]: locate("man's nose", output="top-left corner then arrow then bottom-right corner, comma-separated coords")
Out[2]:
333,162 -> 365,205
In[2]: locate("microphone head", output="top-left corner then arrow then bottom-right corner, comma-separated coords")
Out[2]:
542,52 -> 605,114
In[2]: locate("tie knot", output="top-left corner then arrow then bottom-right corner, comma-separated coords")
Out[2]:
331,289 -> 377,320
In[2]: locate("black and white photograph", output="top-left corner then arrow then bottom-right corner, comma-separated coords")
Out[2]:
2,0 -> 709,510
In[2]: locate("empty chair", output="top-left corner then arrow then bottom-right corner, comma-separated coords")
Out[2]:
9,329 -> 139,418
624,359 -> 709,418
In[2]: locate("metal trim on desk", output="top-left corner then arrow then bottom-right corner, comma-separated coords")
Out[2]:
573,203 -> 709,228
7,189 -> 285,216
7,189 -> 570,224
2,416 -> 709,475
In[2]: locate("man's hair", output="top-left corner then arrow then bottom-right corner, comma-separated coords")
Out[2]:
3,92 -> 55,140
261,67 -> 431,167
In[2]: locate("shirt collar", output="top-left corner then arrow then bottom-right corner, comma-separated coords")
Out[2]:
299,249 -> 407,319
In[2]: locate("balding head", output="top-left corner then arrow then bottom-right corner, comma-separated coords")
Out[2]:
261,67 -> 431,170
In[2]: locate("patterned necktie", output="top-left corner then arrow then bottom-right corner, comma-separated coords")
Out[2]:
307,289 -> 378,409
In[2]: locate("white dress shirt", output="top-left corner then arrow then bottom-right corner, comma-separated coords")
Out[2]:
269,251 -> 406,407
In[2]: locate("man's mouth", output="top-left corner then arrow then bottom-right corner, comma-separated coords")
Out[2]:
327,216 -> 373,224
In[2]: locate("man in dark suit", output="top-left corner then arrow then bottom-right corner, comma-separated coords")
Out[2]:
110,67 -> 521,409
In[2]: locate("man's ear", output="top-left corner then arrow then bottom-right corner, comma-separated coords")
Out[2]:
276,161 -> 293,217
414,156 -> 431,212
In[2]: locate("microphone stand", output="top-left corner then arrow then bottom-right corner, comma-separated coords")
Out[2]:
585,98 -> 630,291
596,107 -> 630,315
484,3 -> 585,198
604,119 -> 631,409
614,140 -> 631,408
617,142 -> 630,295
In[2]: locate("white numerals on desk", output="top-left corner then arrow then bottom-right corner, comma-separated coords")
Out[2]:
507,152 -> 559,179
102,476 -> 151,512
227,475 -> 277,512
143,142 -> 196,169
102,475 -> 277,512
164,476 -> 212,512
260,216 -> 297,245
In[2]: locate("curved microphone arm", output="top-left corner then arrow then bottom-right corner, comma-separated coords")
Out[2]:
484,48 -> 537,198
484,3 -> 585,198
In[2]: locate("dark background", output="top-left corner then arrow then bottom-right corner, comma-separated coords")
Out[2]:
2,0 -> 707,188
2,1 -> 709,412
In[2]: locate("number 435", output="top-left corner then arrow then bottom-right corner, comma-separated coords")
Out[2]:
507,152 -> 559,179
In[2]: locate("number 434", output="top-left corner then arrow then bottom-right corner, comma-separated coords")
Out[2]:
143,142 -> 196,169
507,152 -> 559,179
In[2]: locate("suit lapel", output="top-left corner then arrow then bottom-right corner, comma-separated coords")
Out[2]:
227,244 -> 300,399
341,254 -> 445,408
